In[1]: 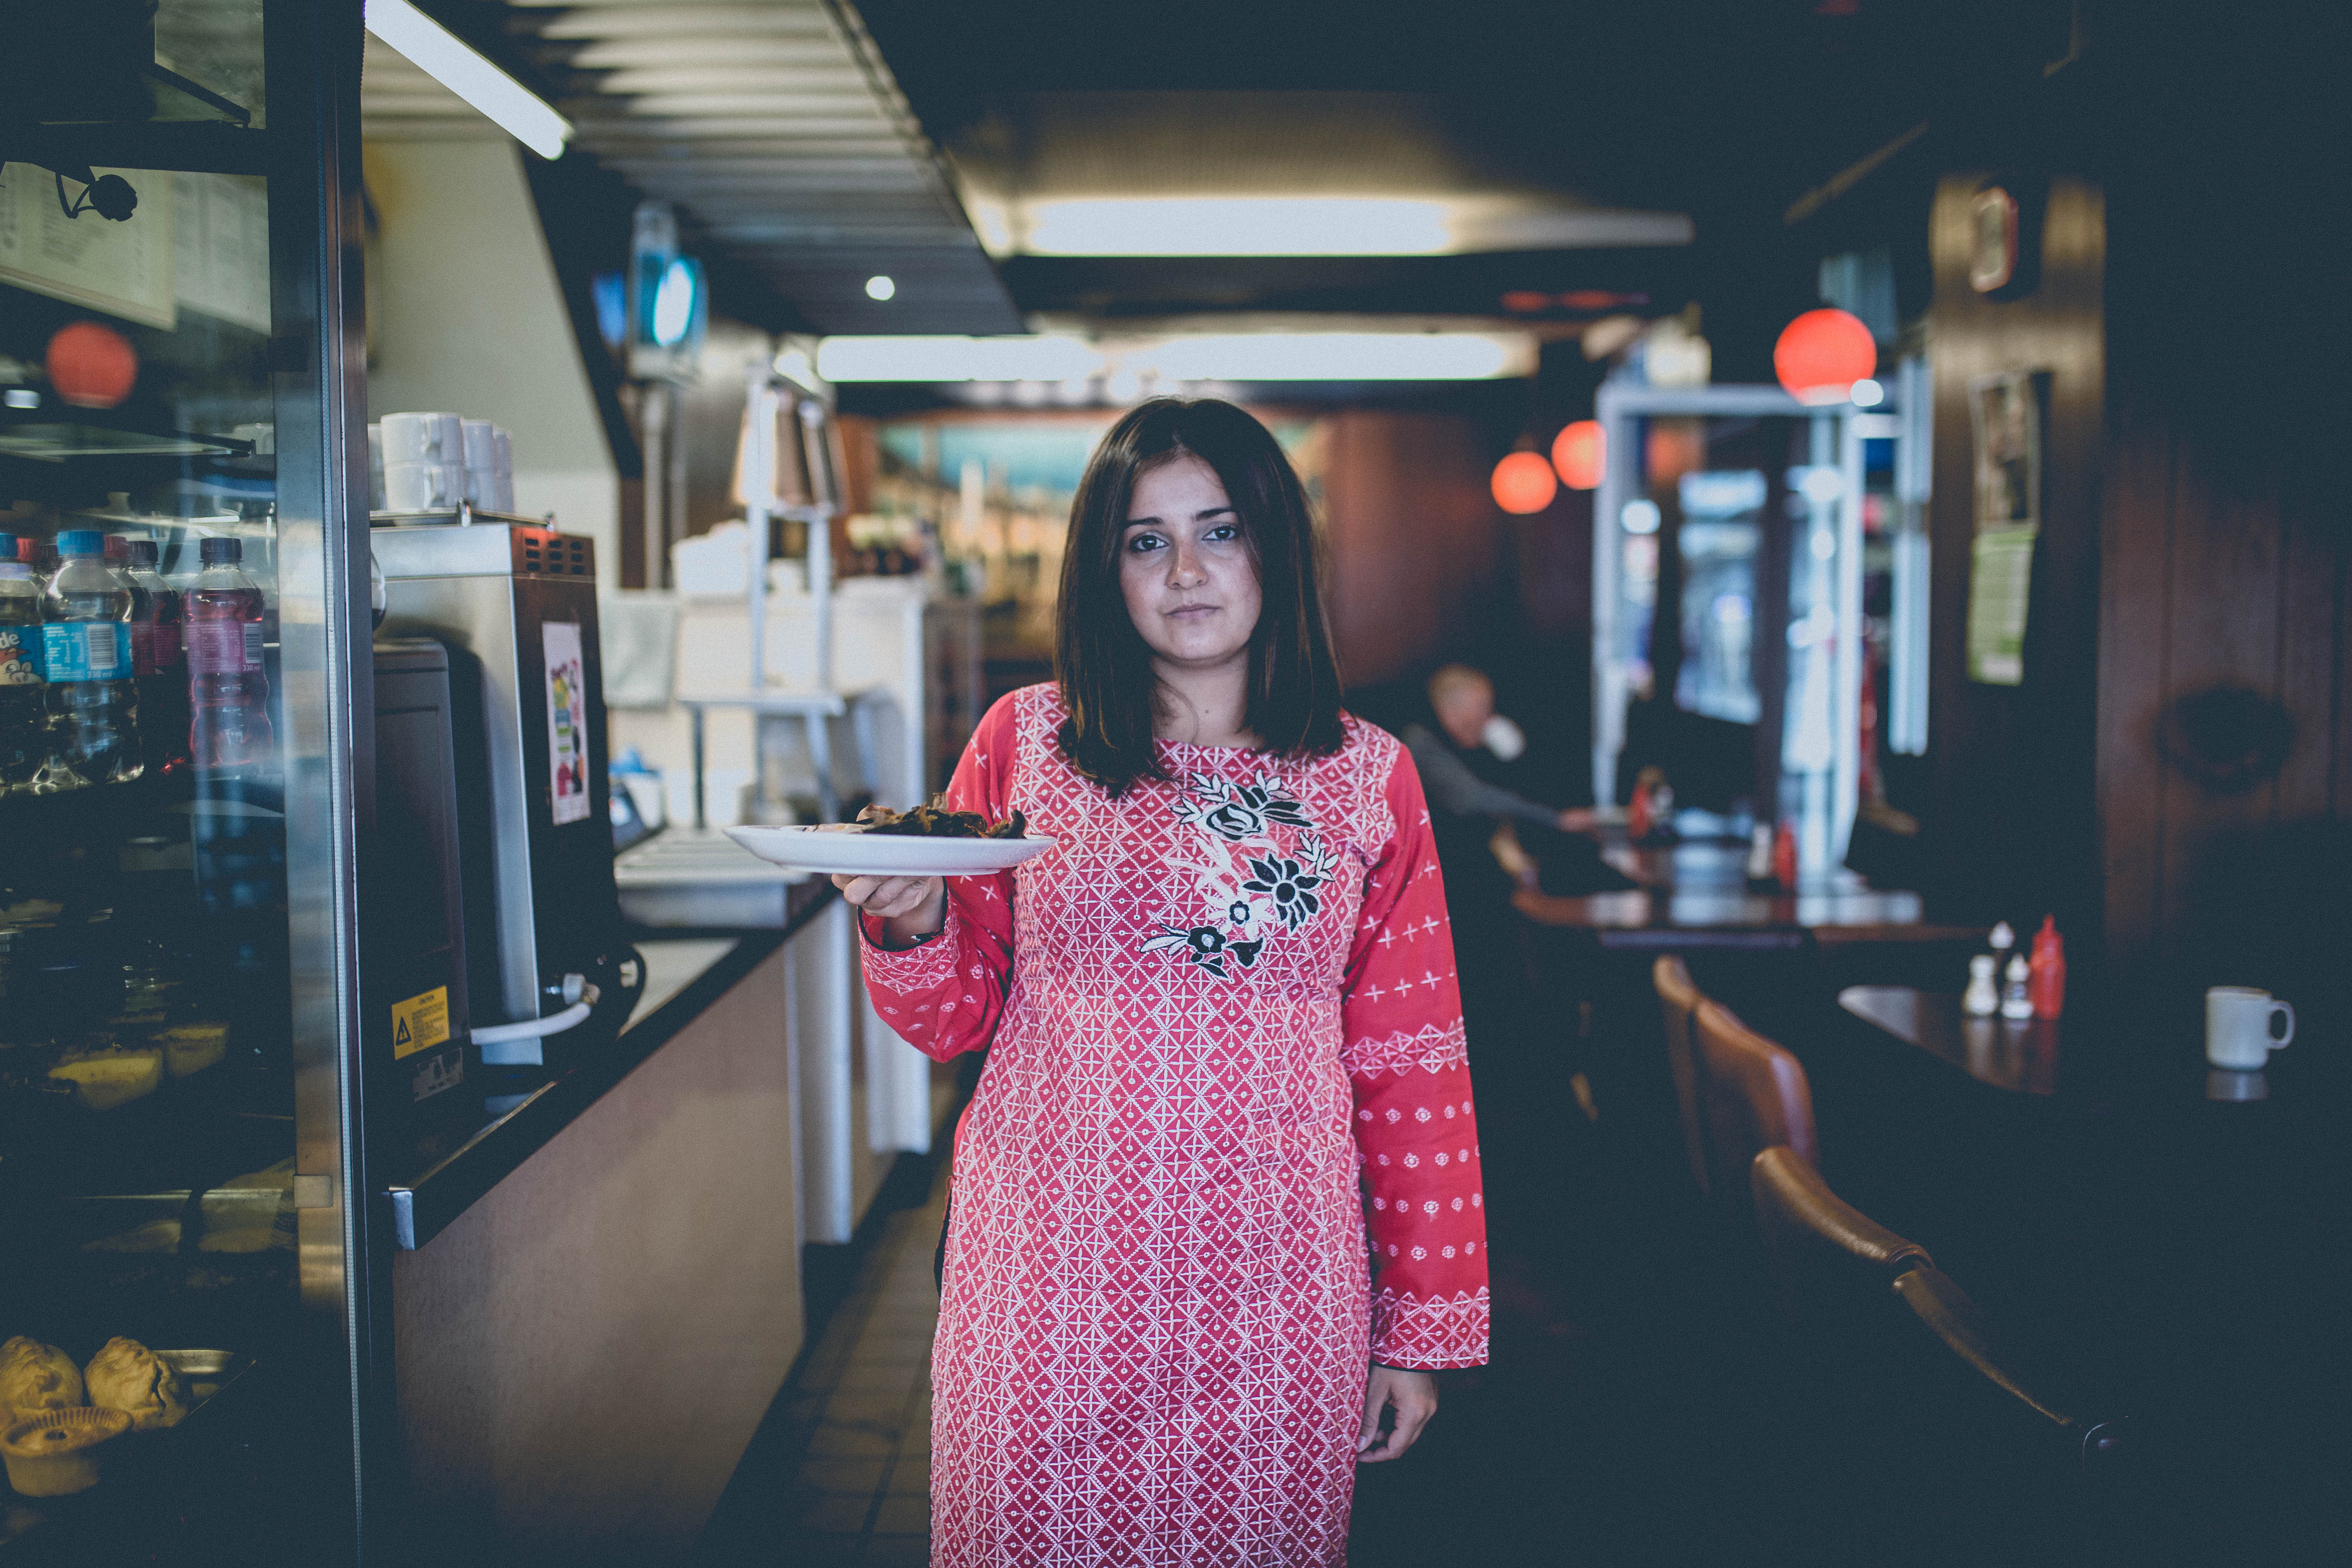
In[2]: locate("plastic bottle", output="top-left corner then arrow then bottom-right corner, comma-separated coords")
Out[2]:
2028,915 -> 2066,1019
16,536 -> 54,589
37,529 -> 138,788
187,536 -> 272,773
104,535 -> 152,780
124,539 -> 189,777
0,560 -> 45,790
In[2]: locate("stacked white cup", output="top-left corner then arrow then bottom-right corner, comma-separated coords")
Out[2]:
491,427 -> 515,512
462,419 -> 498,508
381,412 -> 466,512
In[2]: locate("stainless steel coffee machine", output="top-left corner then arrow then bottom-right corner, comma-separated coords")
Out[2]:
372,512 -> 630,1065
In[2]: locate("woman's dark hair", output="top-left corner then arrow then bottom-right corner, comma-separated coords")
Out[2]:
1055,398 -> 1346,796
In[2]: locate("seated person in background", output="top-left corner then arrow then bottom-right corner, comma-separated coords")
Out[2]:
1403,664 -> 1596,847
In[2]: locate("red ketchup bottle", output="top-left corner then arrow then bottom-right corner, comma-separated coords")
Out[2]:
1772,819 -> 1799,890
2028,915 -> 2066,1019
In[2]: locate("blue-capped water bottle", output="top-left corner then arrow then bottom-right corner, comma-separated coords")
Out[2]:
34,529 -> 140,790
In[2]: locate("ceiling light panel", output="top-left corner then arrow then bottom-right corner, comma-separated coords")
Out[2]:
365,0 -> 571,158
816,332 -> 1535,383
1024,196 -> 1454,257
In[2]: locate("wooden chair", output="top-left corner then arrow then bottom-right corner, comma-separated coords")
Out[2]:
1652,955 -> 1710,1196
1692,1000 -> 1817,1230
1748,1145 -> 2134,1561
1750,1144 -> 1933,1315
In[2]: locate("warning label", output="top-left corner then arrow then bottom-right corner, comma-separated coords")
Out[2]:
392,986 -> 451,1061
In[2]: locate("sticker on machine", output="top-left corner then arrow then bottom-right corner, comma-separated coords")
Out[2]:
543,621 -> 591,824
391,986 -> 450,1060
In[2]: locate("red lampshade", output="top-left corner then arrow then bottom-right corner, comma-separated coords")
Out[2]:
1491,451 -> 1558,515
1773,308 -> 1876,406
1645,418 -> 1705,487
47,321 -> 138,409
1550,420 -> 1605,491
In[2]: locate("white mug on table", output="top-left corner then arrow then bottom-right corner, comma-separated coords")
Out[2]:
2205,986 -> 2293,1070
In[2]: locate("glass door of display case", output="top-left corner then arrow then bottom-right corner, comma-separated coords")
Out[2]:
1,3 -> 372,1560
1590,377 -> 1928,873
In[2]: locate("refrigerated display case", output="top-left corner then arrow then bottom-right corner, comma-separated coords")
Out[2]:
1,3 -> 375,1561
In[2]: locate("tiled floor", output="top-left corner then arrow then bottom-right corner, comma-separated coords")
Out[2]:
698,1163 -> 947,1567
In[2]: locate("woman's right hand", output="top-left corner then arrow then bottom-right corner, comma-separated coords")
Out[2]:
831,873 -> 946,949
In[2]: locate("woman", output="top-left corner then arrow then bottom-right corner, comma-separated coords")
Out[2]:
839,399 -> 1489,1567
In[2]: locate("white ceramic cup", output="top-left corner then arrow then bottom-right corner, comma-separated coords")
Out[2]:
491,428 -> 515,511
2205,986 -> 2294,1070
461,418 -> 496,468
383,460 -> 465,512
380,411 -> 463,466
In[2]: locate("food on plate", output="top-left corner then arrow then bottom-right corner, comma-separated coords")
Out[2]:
855,798 -> 1028,840
158,1022 -> 228,1079
46,1047 -> 164,1112
0,1337 -> 83,1415
84,1339 -> 188,1431
2,1407 -> 130,1496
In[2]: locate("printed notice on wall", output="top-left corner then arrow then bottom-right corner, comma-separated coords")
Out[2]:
544,622 -> 591,825
0,164 -> 177,327
172,172 -> 271,333
1965,370 -> 2043,685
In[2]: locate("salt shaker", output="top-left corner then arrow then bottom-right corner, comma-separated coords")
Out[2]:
1963,954 -> 2000,1016
2000,954 -> 2034,1020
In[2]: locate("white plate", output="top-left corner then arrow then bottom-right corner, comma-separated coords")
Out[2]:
723,825 -> 1057,878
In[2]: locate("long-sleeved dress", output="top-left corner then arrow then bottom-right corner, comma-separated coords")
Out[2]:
859,684 -> 1490,1568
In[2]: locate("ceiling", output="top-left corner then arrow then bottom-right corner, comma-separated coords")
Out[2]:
499,0 -> 1023,335
403,1 -> 2081,353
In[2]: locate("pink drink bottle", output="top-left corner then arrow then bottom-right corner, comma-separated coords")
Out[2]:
186,537 -> 273,773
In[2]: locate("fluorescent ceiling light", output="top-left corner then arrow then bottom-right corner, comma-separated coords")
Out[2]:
998,195 -> 1693,258
818,337 -> 1107,383
1141,333 -> 1524,382
817,333 -> 1532,384
365,0 -> 572,159
1026,197 -> 1454,257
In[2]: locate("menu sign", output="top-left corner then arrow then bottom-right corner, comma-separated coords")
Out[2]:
543,622 -> 591,825
1965,370 -> 2043,686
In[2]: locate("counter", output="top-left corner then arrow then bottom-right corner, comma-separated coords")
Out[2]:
387,888 -> 833,1558
384,891 -> 829,1251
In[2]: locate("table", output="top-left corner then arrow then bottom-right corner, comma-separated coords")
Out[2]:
1511,831 -> 1966,949
1840,985 -> 2061,1096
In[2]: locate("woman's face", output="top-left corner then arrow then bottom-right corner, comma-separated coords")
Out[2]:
1119,453 -> 1262,675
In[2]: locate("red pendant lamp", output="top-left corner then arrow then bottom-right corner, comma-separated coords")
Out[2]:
1550,420 -> 1605,491
47,321 -> 139,409
1773,308 -> 1876,406
1491,451 -> 1557,515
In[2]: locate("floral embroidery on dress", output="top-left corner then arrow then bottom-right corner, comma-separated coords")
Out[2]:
1140,921 -> 1264,978
1172,770 -> 1313,841
1241,838 -> 1337,932
1144,771 -> 1334,976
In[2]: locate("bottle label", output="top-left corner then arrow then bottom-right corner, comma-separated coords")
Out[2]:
0,625 -> 41,685
189,621 -> 265,676
41,622 -> 131,681
141,621 -> 184,672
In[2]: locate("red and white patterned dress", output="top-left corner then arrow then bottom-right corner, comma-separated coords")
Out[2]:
860,684 -> 1490,1568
